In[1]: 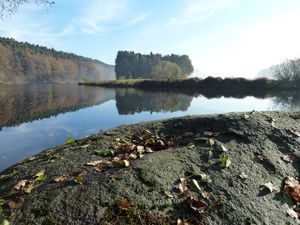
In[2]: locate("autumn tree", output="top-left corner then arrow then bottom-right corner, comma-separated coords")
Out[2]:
0,37 -> 115,84
115,51 -> 194,80
151,61 -> 182,79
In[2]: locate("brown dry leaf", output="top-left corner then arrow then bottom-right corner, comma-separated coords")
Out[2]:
94,160 -> 113,172
12,180 -> 35,193
253,155 -> 265,163
117,200 -> 131,211
178,183 -> 190,198
187,197 -> 207,212
282,176 -> 300,204
290,128 -> 300,137
53,175 -> 68,183
281,155 -> 295,163
164,191 -> 174,198
86,160 -> 102,166
290,185 -> 300,203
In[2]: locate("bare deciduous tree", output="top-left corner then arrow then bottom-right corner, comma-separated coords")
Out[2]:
0,0 -> 54,18
271,59 -> 300,81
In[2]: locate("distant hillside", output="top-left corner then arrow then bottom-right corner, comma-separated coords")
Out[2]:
0,37 -> 115,84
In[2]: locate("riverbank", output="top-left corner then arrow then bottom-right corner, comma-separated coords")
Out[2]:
1,111 -> 300,224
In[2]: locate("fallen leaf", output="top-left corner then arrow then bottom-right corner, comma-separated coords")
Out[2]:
136,145 -> 145,154
11,180 -> 35,193
177,219 -> 190,225
260,182 -> 275,193
192,179 -> 201,192
216,144 -> 228,152
187,197 -> 207,212
124,160 -> 130,167
35,170 -> 45,177
164,191 -> 174,198
195,173 -> 212,183
74,171 -> 86,184
53,176 -> 67,182
287,208 -> 299,219
206,138 -> 214,146
253,155 -> 265,163
281,155 -> 295,163
290,128 -> 300,137
239,172 -> 248,180
178,183 -> 190,197
94,160 -> 112,172
117,200 -> 131,211
34,170 -> 47,181
220,155 -> 231,168
86,160 -> 102,166
65,137 -> 74,143
282,177 -> 300,204
145,147 -> 153,153
129,153 -> 138,159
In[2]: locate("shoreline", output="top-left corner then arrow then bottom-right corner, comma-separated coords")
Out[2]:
1,111 -> 300,224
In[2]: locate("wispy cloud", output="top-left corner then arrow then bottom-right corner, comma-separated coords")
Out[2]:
78,0 -> 128,34
126,11 -> 151,26
167,0 -> 238,26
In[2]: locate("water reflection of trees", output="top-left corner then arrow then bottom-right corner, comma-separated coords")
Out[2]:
115,88 -> 193,115
0,84 -> 115,129
272,91 -> 300,110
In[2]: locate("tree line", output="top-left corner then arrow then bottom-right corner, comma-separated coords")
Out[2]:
0,37 -> 115,84
115,51 -> 194,80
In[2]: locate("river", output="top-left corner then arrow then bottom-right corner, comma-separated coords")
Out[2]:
0,83 -> 298,171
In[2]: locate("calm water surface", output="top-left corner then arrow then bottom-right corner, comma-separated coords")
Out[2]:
0,84 -> 298,171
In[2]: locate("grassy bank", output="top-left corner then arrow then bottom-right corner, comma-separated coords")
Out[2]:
1,111 -> 300,224
79,77 -> 282,91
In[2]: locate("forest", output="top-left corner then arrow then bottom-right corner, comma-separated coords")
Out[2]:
0,37 -> 115,84
115,51 -> 194,80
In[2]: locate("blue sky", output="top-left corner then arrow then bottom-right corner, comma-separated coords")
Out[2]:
1,0 -> 300,78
